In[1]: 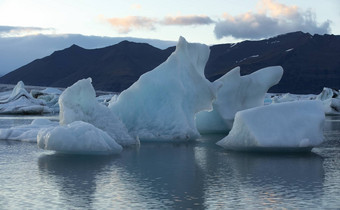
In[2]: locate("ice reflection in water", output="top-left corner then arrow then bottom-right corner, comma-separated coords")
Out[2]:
196,144 -> 324,209
0,115 -> 339,209
38,154 -> 117,209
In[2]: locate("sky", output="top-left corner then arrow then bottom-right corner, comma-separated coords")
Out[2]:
0,0 -> 339,75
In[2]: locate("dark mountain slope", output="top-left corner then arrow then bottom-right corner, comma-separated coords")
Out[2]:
206,32 -> 340,93
1,31 -> 339,93
0,41 -> 174,91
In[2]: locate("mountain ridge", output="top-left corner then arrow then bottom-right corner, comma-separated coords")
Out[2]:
1,31 -> 339,94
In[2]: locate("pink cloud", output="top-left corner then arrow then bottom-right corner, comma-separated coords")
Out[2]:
106,16 -> 157,34
214,0 -> 331,39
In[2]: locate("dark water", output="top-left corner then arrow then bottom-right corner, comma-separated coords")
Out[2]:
0,116 -> 339,209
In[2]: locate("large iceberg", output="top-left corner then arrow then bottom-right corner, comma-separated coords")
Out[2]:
196,66 -> 283,134
217,101 -> 325,152
0,81 -> 50,114
37,121 -> 123,155
0,119 -> 58,142
58,78 -> 137,146
109,37 -> 217,141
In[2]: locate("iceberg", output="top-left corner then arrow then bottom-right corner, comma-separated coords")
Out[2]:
37,121 -> 123,155
320,97 -> 340,115
0,119 -> 58,142
31,87 -> 62,113
196,66 -> 283,134
270,87 -> 340,115
316,87 -> 340,115
59,78 -> 137,146
96,93 -> 117,106
0,81 -> 51,114
217,101 -> 325,152
316,87 -> 339,101
109,37 -> 217,141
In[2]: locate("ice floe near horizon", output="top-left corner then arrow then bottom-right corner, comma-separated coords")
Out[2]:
31,87 -> 62,113
0,119 -> 58,142
217,101 -> 325,152
109,36 -> 217,141
0,81 -> 51,114
37,121 -> 122,155
58,78 -> 137,146
268,87 -> 340,115
196,66 -> 283,134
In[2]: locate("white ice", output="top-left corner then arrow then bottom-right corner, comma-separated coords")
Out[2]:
37,121 -> 123,155
196,66 -> 283,134
109,37 -> 217,141
96,93 -> 118,106
317,88 -> 340,115
0,119 -> 58,142
270,87 -> 340,115
59,78 -> 137,146
31,87 -> 62,113
217,101 -> 325,151
0,81 -> 51,114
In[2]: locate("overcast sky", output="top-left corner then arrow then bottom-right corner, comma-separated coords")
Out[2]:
0,0 -> 339,75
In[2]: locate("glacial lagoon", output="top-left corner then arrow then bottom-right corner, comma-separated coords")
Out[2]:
0,115 -> 339,209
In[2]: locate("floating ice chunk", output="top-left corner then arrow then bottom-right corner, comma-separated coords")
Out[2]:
0,81 -> 50,114
316,87 -> 340,115
270,87 -> 340,115
216,101 -> 325,152
317,87 -> 339,101
37,121 -> 123,155
31,87 -> 62,98
196,66 -> 283,134
0,119 -> 58,142
96,94 -> 117,106
272,93 -> 296,103
31,87 -> 62,113
321,98 -> 340,115
59,78 -> 136,146
109,37 -> 216,141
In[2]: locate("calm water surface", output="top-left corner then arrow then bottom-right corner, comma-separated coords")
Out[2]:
0,115 -> 339,209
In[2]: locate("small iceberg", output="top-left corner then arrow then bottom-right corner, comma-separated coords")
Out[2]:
0,119 -> 58,142
37,121 -> 123,155
0,81 -> 51,114
31,87 -> 62,113
317,87 -> 340,115
268,87 -> 340,115
217,101 -> 325,152
58,78 -> 137,146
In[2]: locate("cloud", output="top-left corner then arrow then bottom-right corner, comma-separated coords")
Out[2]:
162,15 -> 214,26
258,0 -> 298,18
0,25 -> 54,37
106,16 -> 157,33
131,3 -> 142,10
105,15 -> 214,33
214,0 -> 331,39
